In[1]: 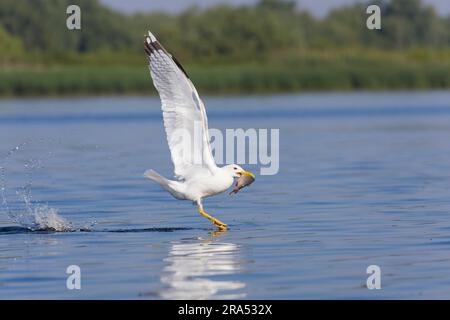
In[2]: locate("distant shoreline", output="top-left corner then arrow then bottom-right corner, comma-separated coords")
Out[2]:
1,61 -> 449,98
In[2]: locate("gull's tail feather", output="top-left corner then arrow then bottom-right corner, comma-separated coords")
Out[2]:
144,169 -> 168,185
144,169 -> 186,200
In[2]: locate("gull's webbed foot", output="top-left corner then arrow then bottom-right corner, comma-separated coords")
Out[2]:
212,218 -> 228,230
197,207 -> 228,230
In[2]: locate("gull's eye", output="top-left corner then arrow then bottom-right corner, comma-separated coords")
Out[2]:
233,167 -> 237,170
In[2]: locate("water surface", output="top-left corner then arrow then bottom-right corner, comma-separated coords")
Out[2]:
1,91 -> 450,299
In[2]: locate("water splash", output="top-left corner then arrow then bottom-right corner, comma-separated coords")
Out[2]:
9,201 -> 73,232
0,143 -> 25,216
0,142 -> 73,232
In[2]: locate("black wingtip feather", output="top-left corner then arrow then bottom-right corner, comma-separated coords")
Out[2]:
143,34 -> 191,79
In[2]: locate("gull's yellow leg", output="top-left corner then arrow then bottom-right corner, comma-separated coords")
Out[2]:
197,206 -> 228,230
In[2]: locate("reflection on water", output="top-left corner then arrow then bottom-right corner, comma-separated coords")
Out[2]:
159,239 -> 246,299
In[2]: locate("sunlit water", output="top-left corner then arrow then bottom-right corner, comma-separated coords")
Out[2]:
1,91 -> 450,299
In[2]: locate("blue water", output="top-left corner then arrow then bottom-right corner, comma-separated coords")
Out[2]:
1,91 -> 450,299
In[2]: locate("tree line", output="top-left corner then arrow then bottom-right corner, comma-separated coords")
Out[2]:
0,0 -> 449,65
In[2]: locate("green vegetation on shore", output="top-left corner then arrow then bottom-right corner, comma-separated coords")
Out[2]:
1,0 -> 450,96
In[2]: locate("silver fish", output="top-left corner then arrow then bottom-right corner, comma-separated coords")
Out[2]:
229,173 -> 255,195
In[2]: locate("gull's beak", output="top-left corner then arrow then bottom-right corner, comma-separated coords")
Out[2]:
241,170 -> 255,179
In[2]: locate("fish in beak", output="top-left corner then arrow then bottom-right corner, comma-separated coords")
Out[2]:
230,171 -> 255,195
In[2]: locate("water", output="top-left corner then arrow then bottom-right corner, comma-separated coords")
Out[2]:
0,91 -> 450,299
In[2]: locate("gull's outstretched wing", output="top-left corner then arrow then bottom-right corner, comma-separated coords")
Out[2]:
144,31 -> 217,180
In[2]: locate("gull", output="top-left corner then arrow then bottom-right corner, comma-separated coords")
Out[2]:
143,31 -> 255,230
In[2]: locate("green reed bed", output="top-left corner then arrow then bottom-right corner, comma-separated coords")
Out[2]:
1,55 -> 450,97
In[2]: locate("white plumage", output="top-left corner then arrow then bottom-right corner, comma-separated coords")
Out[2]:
143,31 -> 254,230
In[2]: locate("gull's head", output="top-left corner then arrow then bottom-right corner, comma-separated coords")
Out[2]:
224,164 -> 255,179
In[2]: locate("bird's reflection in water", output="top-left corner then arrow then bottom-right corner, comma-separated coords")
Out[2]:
159,238 -> 246,299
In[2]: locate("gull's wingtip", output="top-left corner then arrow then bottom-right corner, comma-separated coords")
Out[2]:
148,31 -> 157,42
